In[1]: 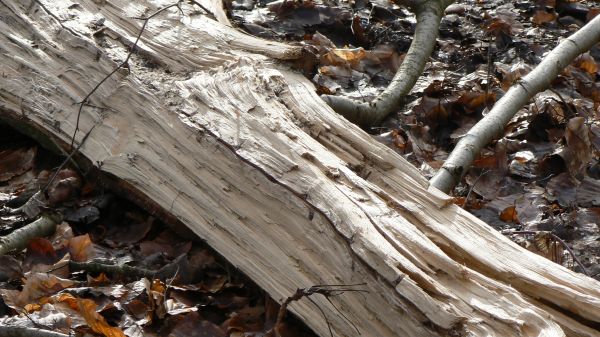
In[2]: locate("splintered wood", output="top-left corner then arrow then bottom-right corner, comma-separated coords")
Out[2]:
1,1 -> 599,336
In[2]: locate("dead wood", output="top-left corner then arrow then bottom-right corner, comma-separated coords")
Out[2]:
1,1 -> 600,336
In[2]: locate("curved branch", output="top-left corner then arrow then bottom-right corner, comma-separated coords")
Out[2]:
321,0 -> 453,127
0,213 -> 61,255
430,13 -> 600,193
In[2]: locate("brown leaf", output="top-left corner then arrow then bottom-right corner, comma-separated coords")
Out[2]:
124,299 -> 152,325
0,147 -> 36,182
24,238 -> 58,270
68,234 -> 95,262
564,117 -> 591,178
530,232 -> 563,264
587,8 -> 600,22
320,46 -> 369,72
574,53 -> 599,74
24,303 -> 42,313
105,214 -> 153,245
532,10 -> 557,25
351,15 -> 368,46
496,62 -> 532,91
473,155 -> 500,169
1,273 -> 75,308
54,292 -> 79,311
139,231 -> 191,258
457,91 -> 496,112
225,305 -> 265,332
486,18 -> 512,36
47,171 -> 81,206
87,272 -> 110,286
78,298 -> 127,337
500,206 -> 519,223
452,197 -> 466,207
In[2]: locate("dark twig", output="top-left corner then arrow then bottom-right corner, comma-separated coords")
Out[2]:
69,0 -> 185,151
508,231 -> 589,276
21,310 -> 51,330
548,88 -> 578,117
307,296 -> 333,337
0,325 -> 69,337
484,37 -> 493,111
186,0 -> 216,20
32,0 -> 81,37
269,283 -> 368,337
462,169 -> 489,209
42,124 -> 95,195
44,1 -> 196,194
323,295 -> 360,334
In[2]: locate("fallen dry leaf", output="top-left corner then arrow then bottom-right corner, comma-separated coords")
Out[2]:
565,117 -> 592,178
78,298 -> 127,337
68,234 -> 95,262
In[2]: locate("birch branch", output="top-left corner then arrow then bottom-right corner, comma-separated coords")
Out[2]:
430,14 -> 600,193
0,213 -> 61,255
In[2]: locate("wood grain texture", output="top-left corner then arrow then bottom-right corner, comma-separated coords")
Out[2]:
1,1 -> 599,336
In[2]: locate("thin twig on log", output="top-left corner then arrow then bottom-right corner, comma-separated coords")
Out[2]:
268,284 -> 368,337
42,124 -> 95,195
430,14 -> 600,193
186,0 -> 217,20
69,0 -> 186,151
45,0 -> 210,192
509,230 -> 589,276
31,0 -> 81,37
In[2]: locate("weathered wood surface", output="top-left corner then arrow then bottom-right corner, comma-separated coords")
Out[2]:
1,1 -> 600,336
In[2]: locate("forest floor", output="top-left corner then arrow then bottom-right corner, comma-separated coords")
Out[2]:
0,0 -> 599,337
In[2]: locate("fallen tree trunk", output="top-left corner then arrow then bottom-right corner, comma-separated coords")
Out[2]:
1,1 -> 600,336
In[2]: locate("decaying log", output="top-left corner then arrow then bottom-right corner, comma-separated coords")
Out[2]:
1,1 -> 600,336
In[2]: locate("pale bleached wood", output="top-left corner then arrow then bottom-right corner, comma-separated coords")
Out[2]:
1,1 -> 599,336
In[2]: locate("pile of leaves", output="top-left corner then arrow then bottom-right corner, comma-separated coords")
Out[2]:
0,126 -> 315,337
231,0 -> 600,278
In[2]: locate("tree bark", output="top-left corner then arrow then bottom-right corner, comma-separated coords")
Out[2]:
1,1 -> 600,336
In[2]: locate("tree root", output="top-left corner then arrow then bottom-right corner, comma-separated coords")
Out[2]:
321,0 -> 453,127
